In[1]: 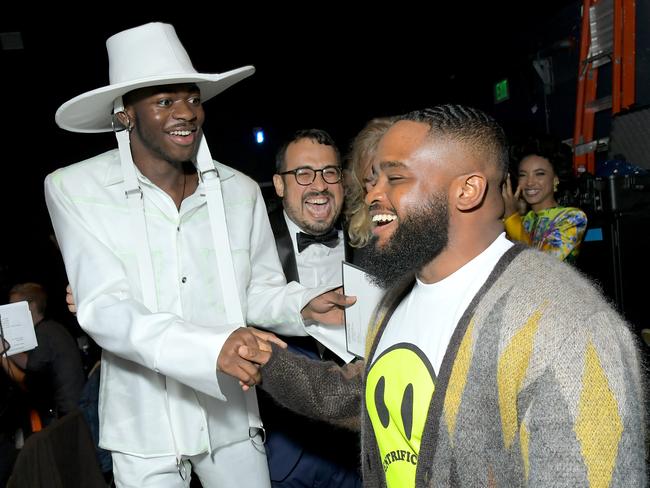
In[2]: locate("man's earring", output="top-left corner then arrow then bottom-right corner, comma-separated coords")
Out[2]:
111,112 -> 133,133
553,180 -> 559,192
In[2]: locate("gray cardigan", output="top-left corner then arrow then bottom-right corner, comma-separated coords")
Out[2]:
261,246 -> 647,487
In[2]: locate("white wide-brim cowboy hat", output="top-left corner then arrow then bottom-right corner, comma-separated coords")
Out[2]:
55,22 -> 255,133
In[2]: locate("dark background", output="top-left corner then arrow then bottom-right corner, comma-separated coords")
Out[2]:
1,2 -> 648,335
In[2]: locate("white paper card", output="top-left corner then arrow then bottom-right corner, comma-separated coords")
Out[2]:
0,301 -> 37,356
299,284 -> 356,364
342,262 -> 384,359
304,322 -> 356,364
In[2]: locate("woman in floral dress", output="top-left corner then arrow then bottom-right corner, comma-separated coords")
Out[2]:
503,151 -> 587,263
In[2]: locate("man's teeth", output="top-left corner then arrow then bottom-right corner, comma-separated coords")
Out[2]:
372,214 -> 397,223
169,130 -> 191,136
306,198 -> 328,205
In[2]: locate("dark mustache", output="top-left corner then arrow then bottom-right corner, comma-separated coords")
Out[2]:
369,203 -> 396,214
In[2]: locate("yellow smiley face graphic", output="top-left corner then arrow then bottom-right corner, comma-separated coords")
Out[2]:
366,343 -> 435,487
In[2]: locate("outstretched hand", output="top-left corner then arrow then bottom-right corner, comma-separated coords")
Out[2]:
217,327 -> 287,391
66,285 -> 283,391
301,287 -> 356,325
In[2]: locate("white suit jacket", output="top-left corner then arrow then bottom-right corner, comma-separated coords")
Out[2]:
44,149 -> 323,456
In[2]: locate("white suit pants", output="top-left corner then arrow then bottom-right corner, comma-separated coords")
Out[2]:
112,437 -> 270,488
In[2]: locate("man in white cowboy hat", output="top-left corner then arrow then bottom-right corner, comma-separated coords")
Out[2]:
44,22 -> 351,487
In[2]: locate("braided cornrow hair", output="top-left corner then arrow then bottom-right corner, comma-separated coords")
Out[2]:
398,104 -> 509,179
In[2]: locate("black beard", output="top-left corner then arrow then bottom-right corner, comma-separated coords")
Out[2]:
283,190 -> 340,236
361,194 -> 449,289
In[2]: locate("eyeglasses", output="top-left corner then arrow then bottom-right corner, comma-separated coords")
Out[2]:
278,166 -> 342,186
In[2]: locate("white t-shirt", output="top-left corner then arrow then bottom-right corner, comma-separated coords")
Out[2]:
373,233 -> 513,373
366,234 -> 513,486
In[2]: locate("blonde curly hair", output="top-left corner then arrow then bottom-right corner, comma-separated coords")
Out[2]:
343,117 -> 396,248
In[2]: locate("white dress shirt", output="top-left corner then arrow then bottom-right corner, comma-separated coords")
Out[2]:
284,213 -> 354,362
44,149 -> 327,457
284,212 -> 345,288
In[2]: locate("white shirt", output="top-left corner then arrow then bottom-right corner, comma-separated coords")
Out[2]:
284,213 -> 355,362
373,233 -> 513,373
45,149 -> 327,456
284,212 -> 345,288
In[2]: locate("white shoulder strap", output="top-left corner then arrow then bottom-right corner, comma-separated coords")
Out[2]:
115,128 -> 159,312
195,137 -> 264,439
115,115 -> 263,441
195,139 -> 244,325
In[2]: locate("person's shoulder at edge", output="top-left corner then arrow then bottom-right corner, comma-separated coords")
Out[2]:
45,149 -> 121,187
561,206 -> 588,222
213,159 -> 259,191
542,206 -> 588,220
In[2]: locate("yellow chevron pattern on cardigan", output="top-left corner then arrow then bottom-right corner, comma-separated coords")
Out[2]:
443,319 -> 475,441
497,306 -> 543,449
575,342 -> 623,488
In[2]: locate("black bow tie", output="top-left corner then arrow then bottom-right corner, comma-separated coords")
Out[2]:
296,229 -> 339,253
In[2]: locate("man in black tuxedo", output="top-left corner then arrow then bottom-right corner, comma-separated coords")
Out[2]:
260,129 -> 361,487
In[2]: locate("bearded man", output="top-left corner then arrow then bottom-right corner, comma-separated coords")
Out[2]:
237,104 -> 647,487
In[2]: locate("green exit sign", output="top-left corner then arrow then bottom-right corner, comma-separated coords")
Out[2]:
494,78 -> 510,103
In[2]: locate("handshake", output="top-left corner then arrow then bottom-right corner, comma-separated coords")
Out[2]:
65,284 -> 351,391
216,327 -> 286,391
66,284 -> 284,390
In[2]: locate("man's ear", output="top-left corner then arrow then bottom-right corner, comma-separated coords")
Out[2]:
114,110 -> 134,131
272,174 -> 285,198
454,173 -> 487,211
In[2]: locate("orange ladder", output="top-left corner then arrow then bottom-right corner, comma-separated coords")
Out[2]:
573,0 -> 636,175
